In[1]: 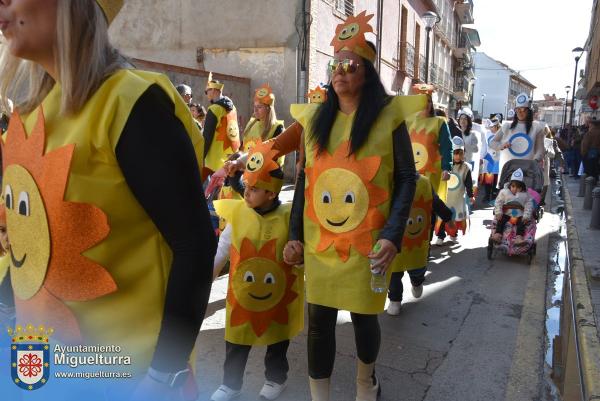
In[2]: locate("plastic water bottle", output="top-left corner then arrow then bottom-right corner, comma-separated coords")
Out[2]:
370,243 -> 387,293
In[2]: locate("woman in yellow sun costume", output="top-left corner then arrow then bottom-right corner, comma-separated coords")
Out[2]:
405,84 -> 452,202
211,141 -> 303,401
219,84 -> 285,201
263,12 -> 426,401
0,1 -> 216,400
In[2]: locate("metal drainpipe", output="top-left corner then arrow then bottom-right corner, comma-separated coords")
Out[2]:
376,0 -> 383,73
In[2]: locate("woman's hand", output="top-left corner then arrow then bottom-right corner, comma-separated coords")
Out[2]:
223,159 -> 244,177
283,240 -> 304,265
367,239 -> 397,273
441,170 -> 450,181
501,142 -> 512,150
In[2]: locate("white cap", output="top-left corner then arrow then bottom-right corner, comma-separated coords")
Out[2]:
488,118 -> 500,127
452,136 -> 465,151
457,107 -> 474,119
515,93 -> 530,109
510,168 -> 525,183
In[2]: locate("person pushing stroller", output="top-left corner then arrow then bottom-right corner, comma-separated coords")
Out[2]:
492,168 -> 534,246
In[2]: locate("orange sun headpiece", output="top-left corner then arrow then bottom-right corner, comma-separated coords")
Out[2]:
1,109 -> 116,343
243,140 -> 283,193
206,71 -> 225,91
254,84 -> 275,106
228,238 -> 298,337
411,83 -> 435,95
410,128 -> 440,176
308,85 -> 328,104
305,140 -> 388,262
402,193 -> 431,251
331,11 -> 376,62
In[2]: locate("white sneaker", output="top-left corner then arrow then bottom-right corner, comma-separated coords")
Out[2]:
435,237 -> 444,246
259,380 -> 286,400
411,284 -> 423,299
450,236 -> 458,242
211,385 -> 241,401
386,301 -> 402,315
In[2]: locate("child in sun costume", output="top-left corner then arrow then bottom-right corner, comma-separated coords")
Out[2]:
386,174 -> 452,315
203,72 -> 241,180
211,142 -> 303,401
261,11 -> 426,401
435,137 -> 474,244
0,1 -> 216,398
405,84 -> 453,202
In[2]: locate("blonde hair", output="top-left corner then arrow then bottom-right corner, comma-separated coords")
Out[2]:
0,0 -> 125,115
242,102 -> 280,141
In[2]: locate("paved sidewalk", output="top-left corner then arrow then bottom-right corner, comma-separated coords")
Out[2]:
564,175 -> 600,340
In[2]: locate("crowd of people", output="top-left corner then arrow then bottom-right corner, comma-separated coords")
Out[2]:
1,2 -> 600,401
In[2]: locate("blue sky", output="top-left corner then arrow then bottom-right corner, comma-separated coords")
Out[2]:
473,0 -> 593,100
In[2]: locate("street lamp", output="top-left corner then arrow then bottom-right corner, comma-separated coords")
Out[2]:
422,11 -> 440,84
562,85 -> 571,130
569,47 -> 584,127
480,94 -> 486,119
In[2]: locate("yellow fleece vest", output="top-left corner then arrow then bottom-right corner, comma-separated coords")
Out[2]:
3,69 -> 203,372
291,95 -> 426,314
213,200 -> 304,346
391,175 -> 433,272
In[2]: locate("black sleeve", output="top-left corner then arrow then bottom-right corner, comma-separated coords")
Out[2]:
203,108 -> 218,159
289,167 -> 305,242
272,124 -> 284,138
464,169 -> 474,198
432,189 -> 453,222
378,122 -> 417,249
229,171 -> 246,196
115,84 -> 217,372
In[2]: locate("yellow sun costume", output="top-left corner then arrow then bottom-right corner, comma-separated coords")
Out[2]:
214,142 -> 303,345
204,73 -> 241,174
1,69 -> 203,371
391,175 -> 433,272
291,95 -> 425,314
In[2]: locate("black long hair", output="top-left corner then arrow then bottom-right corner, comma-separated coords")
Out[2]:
309,57 -> 391,155
510,108 -> 533,133
459,114 -> 472,136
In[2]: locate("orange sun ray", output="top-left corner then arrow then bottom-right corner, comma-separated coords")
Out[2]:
228,239 -> 297,337
410,128 -> 440,176
2,108 -> 116,343
305,141 -> 388,262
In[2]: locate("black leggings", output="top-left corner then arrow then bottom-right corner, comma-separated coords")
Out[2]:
307,303 -> 380,379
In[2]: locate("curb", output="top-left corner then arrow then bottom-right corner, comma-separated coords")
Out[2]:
563,176 -> 600,400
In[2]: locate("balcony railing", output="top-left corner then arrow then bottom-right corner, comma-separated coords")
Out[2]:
398,41 -> 416,78
430,62 -> 439,85
419,55 -> 426,82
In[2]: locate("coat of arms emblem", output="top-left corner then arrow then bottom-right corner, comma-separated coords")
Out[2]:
8,324 -> 53,390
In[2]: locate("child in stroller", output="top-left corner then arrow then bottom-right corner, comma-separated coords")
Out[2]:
492,168 -> 533,245
488,160 -> 543,263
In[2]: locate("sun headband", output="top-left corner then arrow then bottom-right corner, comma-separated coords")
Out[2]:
243,141 -> 283,194
411,83 -> 435,95
330,11 -> 376,63
308,85 -> 328,104
254,84 -> 275,106
206,72 -> 225,91
95,0 -> 123,25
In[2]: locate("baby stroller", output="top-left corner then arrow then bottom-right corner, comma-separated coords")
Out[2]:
487,159 -> 544,264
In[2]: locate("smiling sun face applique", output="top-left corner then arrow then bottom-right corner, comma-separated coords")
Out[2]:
402,195 -> 430,251
228,239 -> 298,337
308,86 -> 327,104
410,128 -> 439,176
306,141 -> 388,262
2,109 -> 116,343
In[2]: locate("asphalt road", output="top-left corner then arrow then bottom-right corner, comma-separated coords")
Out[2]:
194,192 -> 557,401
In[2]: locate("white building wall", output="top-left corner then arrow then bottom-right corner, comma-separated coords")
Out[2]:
472,52 -> 511,118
